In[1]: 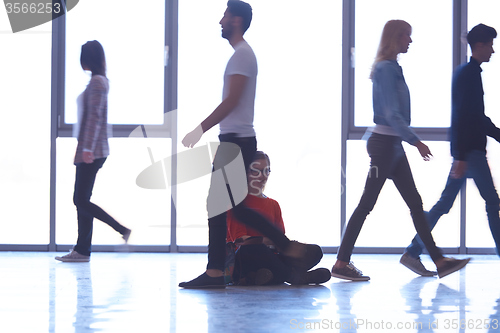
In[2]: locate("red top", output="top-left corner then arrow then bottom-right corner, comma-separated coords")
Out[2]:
226,195 -> 285,242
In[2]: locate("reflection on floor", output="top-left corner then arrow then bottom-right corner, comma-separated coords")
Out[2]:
0,252 -> 498,332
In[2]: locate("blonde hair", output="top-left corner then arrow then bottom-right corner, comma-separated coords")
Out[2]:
370,20 -> 412,79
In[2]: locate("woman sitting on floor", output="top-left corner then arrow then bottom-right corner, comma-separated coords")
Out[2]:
226,151 -> 331,286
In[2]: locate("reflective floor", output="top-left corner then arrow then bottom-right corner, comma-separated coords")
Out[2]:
0,252 -> 498,333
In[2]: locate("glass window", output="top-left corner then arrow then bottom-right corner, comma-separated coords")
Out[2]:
468,0 -> 500,126
177,0 -> 342,246
57,1 -> 171,247
410,141 -> 460,249
176,0 -> 229,247
0,13 -> 51,244
354,0 -> 453,128
65,0 -> 165,125
465,139 -> 500,249
56,138 -> 171,246
466,1 -> 500,249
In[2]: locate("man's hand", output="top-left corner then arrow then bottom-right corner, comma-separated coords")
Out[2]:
450,160 -> 467,179
415,141 -> 433,161
182,125 -> 203,148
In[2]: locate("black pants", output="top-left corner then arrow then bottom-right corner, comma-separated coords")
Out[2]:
337,133 -> 443,263
233,243 -> 323,285
73,158 -> 128,256
207,134 -> 292,271
233,244 -> 292,285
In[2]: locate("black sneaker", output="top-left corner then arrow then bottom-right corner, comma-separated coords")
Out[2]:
331,262 -> 370,281
122,228 -> 132,243
437,257 -> 471,278
178,272 -> 226,289
306,268 -> 331,284
400,252 -> 437,277
288,267 -> 331,285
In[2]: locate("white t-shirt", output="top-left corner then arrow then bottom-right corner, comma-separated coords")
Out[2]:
73,92 -> 85,138
219,40 -> 258,137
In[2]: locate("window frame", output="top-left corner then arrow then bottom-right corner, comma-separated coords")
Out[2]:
3,0 -> 496,254
49,0 -> 179,252
340,0 -> 495,255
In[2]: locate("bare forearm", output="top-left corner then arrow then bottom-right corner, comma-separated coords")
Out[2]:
182,74 -> 247,148
200,74 -> 247,132
200,98 -> 238,132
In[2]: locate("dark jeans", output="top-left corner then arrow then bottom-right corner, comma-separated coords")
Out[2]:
73,158 -> 128,256
337,133 -> 443,263
207,134 -> 291,271
406,150 -> 500,257
233,243 -> 323,285
233,244 -> 291,285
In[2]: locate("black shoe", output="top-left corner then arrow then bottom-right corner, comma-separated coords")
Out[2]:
282,241 -> 323,270
437,257 -> 471,278
306,268 -> 331,284
122,228 -> 132,243
178,272 -> 226,289
288,267 -> 330,285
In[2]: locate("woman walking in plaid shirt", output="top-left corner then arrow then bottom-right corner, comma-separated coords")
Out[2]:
56,41 -> 131,262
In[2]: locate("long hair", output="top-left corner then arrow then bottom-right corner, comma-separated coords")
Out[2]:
80,40 -> 106,76
370,20 -> 411,79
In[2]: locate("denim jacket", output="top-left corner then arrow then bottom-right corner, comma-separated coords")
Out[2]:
372,60 -> 419,145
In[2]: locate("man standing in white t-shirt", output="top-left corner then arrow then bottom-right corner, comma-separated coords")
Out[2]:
179,1 -> 309,289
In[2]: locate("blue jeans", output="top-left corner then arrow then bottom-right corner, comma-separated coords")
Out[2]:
405,150 -> 500,258
337,133 -> 443,263
73,158 -> 128,256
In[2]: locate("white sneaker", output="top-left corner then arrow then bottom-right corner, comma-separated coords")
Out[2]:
55,250 -> 90,262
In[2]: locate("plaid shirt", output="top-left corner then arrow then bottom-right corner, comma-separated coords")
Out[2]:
74,75 -> 110,164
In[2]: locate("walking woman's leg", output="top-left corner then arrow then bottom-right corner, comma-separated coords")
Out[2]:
337,134 -> 393,263
73,161 -> 101,256
73,158 -> 129,242
393,155 -> 470,277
